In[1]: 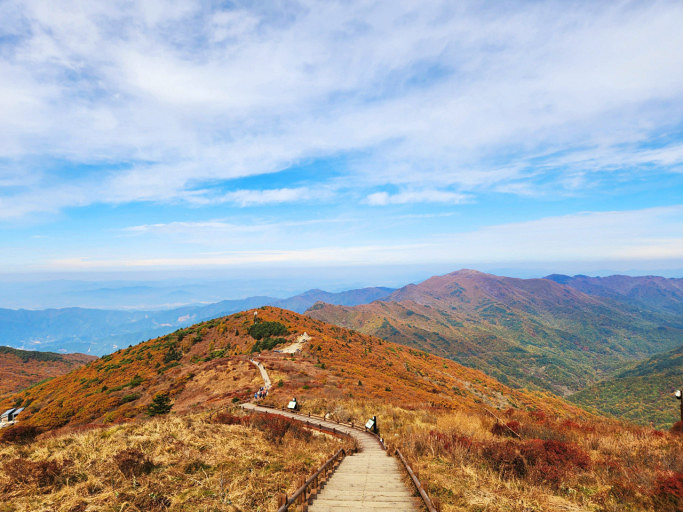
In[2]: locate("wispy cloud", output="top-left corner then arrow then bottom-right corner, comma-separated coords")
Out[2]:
222,187 -> 314,206
32,205 -> 683,271
366,189 -> 470,206
0,1 -> 681,218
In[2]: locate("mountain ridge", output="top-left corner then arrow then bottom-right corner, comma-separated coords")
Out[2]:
0,286 -> 395,355
306,270 -> 683,398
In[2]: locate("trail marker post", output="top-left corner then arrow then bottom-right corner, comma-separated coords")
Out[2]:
676,389 -> 682,422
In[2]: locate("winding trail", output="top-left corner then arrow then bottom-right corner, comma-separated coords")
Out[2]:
249,358 -> 272,389
243,361 -> 419,511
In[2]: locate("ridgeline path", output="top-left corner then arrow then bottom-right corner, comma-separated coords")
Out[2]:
249,358 -> 272,389
243,361 -> 420,511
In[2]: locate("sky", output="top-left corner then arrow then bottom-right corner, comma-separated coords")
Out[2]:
1,0 -> 683,295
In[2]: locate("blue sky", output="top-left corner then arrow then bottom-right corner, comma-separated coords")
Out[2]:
1,0 -> 683,285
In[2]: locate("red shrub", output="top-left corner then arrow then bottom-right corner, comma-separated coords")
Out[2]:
482,438 -> 590,487
1,425 -> 41,444
249,414 -> 307,444
482,440 -> 526,478
114,449 -> 154,477
3,458 -> 74,489
214,412 -> 244,425
491,421 -> 521,438
530,410 -> 547,423
428,430 -> 476,454
520,439 -> 590,486
671,421 -> 683,435
652,472 -> 683,512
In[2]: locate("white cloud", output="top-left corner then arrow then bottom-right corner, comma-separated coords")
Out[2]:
34,205 -> 683,271
366,189 -> 470,205
0,1 -> 681,218
222,187 -> 312,206
442,205 -> 683,262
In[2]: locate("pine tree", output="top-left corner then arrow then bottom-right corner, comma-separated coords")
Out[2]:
147,392 -> 173,416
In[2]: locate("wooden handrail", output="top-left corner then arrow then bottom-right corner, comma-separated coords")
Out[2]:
276,448 -> 346,512
246,407 -> 354,512
250,404 -> 441,511
395,448 -> 440,512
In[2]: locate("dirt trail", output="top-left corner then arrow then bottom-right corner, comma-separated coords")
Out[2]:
279,332 -> 311,354
249,359 -> 271,389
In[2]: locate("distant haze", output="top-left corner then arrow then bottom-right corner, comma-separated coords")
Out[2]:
2,262 -> 683,310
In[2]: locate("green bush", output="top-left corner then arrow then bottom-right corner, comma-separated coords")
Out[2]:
147,393 -> 173,416
121,393 -> 140,404
248,321 -> 289,340
250,337 -> 287,353
163,344 -> 182,364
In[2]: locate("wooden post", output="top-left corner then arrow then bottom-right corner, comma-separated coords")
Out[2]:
278,493 -> 286,508
433,497 -> 442,512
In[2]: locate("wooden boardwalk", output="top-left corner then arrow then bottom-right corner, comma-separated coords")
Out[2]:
243,403 -> 419,511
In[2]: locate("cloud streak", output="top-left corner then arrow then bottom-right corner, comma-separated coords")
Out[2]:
0,0 -> 681,217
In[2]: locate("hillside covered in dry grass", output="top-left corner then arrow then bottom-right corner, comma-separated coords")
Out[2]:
0,410 -> 349,511
2,307 -> 587,432
0,307 -> 681,511
0,347 -> 95,401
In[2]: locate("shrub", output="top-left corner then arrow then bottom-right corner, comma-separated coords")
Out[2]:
483,438 -> 590,487
114,448 -> 154,477
128,374 -> 143,387
147,393 -> 173,416
653,472 -> 683,512
248,321 -> 289,340
482,441 -> 527,479
163,344 -> 182,364
3,458 -> 74,489
251,337 -> 287,353
1,425 -> 41,444
491,420 -> 521,437
671,421 -> 683,435
249,414 -> 307,444
121,393 -> 140,404
214,412 -> 243,425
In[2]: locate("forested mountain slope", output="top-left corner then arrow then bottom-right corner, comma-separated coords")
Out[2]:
306,270 -> 683,396
570,344 -> 683,429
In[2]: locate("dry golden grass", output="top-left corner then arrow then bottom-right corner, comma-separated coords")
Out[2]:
0,410 -> 349,512
271,397 -> 683,512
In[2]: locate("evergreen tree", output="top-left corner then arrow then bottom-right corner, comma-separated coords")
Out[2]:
147,392 -> 173,416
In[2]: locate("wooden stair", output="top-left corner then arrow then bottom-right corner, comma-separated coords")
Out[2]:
242,403 -> 419,511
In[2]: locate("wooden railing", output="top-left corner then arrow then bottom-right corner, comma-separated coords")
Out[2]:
276,447 -> 347,512
395,447 -> 441,512
247,404 -> 441,512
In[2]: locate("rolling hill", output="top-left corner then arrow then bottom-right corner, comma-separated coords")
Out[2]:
1,306 -> 681,512
0,306 -> 584,433
0,286 -> 394,355
0,346 -> 95,400
569,344 -> 683,429
306,269 -> 683,396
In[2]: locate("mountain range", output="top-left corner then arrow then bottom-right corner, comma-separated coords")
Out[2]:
2,306 -> 582,432
306,270 -> 683,407
4,307 -> 679,512
3,269 -> 682,427
0,286 -> 394,355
